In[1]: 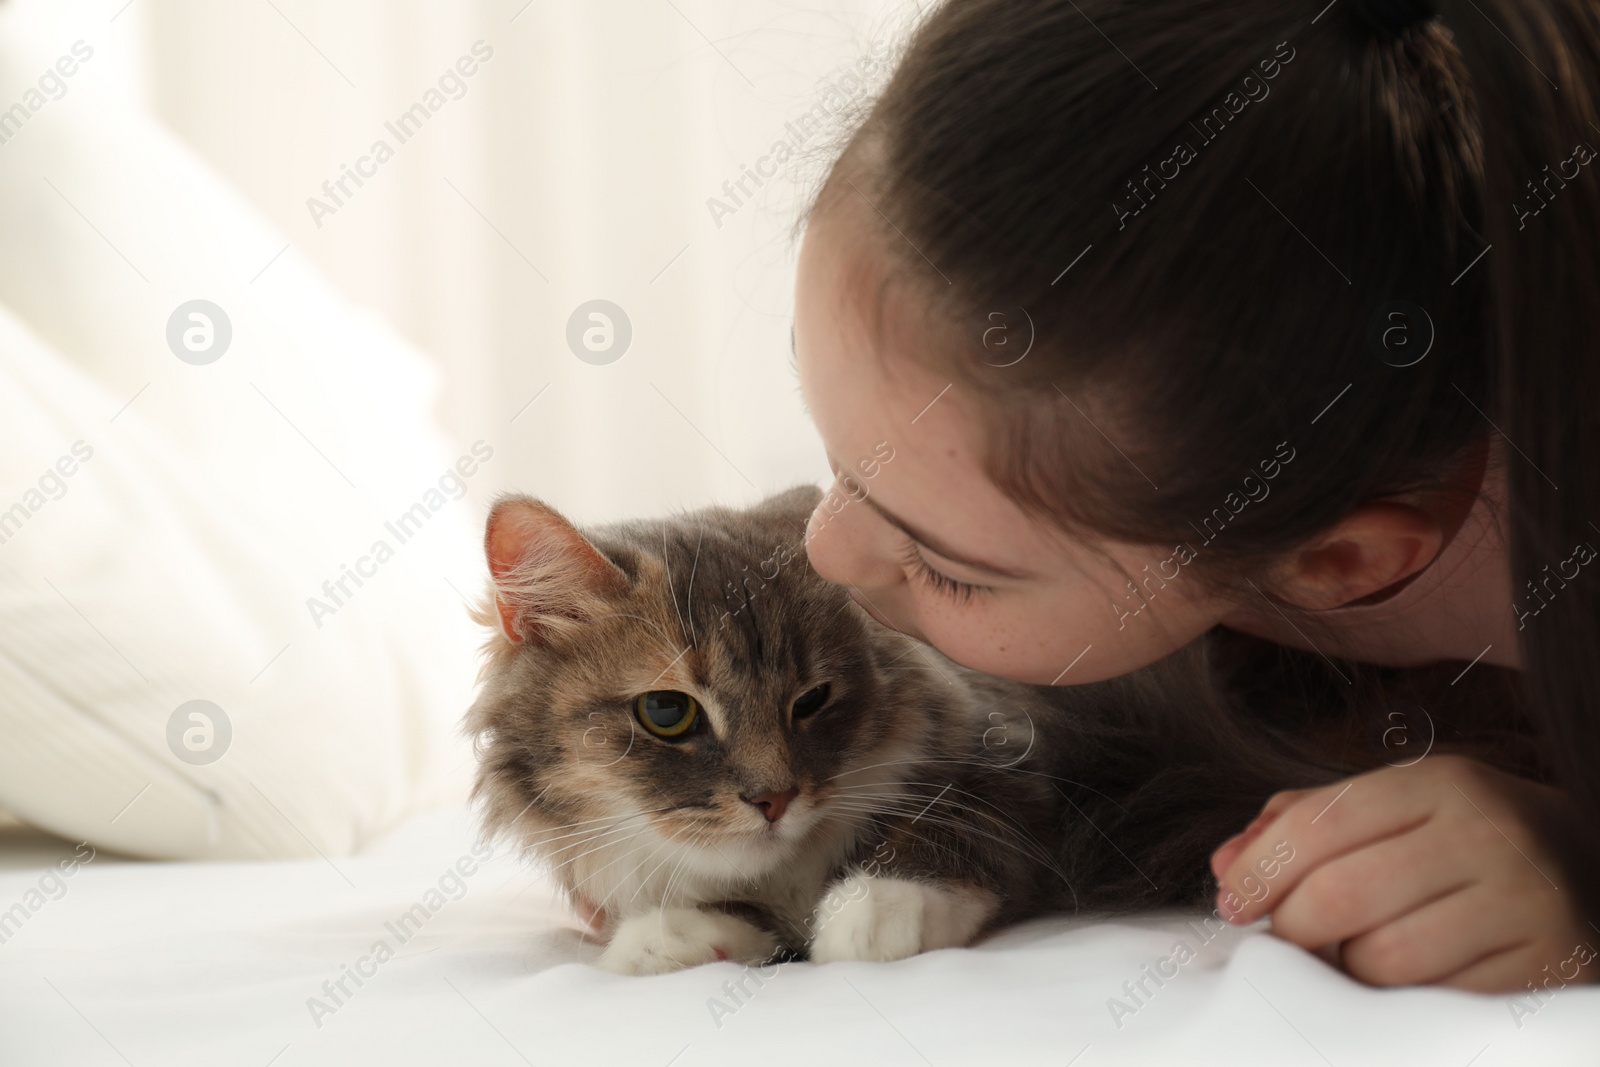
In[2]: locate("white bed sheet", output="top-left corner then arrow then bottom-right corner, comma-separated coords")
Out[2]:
2,807 -> 1596,1067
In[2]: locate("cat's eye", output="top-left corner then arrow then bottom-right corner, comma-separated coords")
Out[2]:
635,690 -> 700,739
791,684 -> 831,721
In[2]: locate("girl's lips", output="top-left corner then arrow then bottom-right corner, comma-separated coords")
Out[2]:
848,590 -> 902,632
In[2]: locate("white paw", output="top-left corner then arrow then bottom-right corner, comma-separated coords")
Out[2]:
598,907 -> 778,976
808,875 -> 995,964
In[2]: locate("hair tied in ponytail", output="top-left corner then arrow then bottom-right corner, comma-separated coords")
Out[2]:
1353,0 -> 1438,36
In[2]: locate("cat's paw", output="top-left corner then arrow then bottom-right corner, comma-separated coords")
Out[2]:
599,907 -> 779,976
808,875 -> 996,964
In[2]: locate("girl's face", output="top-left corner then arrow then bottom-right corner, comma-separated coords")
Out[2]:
794,197 -> 1233,685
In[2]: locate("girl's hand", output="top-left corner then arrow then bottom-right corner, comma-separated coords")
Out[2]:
1210,755 -> 1596,992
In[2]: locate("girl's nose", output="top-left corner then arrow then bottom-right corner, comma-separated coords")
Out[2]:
804,478 -> 904,590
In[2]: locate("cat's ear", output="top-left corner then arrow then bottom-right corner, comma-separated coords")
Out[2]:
484,496 -> 628,645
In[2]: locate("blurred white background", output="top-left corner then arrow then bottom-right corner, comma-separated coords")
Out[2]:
17,0 -> 913,521
0,0 -> 918,859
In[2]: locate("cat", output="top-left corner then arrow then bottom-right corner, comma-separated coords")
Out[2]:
464,484 -> 1338,975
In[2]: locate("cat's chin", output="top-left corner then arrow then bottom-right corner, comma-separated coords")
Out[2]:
722,826 -> 801,859
695,819 -> 817,877
720,802 -> 821,846
661,836 -> 788,886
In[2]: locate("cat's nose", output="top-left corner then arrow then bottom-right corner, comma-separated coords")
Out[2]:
742,787 -> 798,823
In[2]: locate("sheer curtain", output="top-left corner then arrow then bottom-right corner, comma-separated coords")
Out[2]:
0,0 -> 914,855
110,0 -> 913,522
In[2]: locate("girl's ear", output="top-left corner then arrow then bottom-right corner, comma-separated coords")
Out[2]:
1267,501 -> 1444,612
484,496 -> 628,644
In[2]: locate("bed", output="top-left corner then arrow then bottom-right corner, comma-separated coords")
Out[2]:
3,806 -> 1595,1067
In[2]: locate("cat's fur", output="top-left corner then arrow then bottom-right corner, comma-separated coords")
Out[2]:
465,485 -> 1341,974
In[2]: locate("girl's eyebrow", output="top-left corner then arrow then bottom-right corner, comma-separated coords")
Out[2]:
859,493 -> 1035,580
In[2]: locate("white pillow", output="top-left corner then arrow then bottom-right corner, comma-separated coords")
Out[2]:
0,12 -> 484,859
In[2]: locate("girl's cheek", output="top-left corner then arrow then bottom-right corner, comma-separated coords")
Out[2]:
922,626 -> 1059,687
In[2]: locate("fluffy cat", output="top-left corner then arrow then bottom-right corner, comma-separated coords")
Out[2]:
465,485 -> 1332,975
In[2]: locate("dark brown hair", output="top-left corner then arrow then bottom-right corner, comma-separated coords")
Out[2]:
812,0 -> 1600,911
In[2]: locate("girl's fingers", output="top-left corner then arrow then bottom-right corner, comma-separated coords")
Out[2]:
1340,884 -> 1526,987
1210,758 -> 1583,992
1438,936 -> 1600,994
1437,941 -> 1543,994
1208,833 -> 1254,883
1210,789 -> 1313,878
1217,767 -> 1444,925
1266,825 -> 1466,950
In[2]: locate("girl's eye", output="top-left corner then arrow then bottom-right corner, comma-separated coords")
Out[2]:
896,540 -> 986,605
792,683 -> 831,720
635,691 -> 700,739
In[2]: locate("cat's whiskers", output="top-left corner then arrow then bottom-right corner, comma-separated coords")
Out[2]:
828,752 -> 1071,792
826,801 -> 1085,912
828,784 -> 1029,834
533,805 -> 683,885
643,796 -> 738,845
518,803 -> 680,850
565,826 -> 664,902
615,833 -> 683,910
621,817 -> 732,913
537,824 -> 655,891
521,803 -> 674,839
809,806 -> 973,872
822,751 -> 939,784
538,819 -> 649,868
822,797 -> 1068,880
822,814 -> 1047,887
609,782 -> 754,908
480,781 -> 552,843
626,841 -> 684,908
829,753 -> 1135,816
684,528 -> 703,650
506,821 -> 656,908
569,843 -> 665,921
566,805 -> 719,906
807,806 -> 892,846
661,526 -> 696,652
824,799 -> 1022,847
833,774 -> 1053,840
648,825 -> 716,910
595,610 -> 679,649
836,778 -> 1041,836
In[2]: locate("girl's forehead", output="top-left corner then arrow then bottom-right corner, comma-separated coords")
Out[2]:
798,225 -> 950,445
798,199 -> 956,414
796,208 -> 1082,572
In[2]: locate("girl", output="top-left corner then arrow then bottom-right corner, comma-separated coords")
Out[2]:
792,0 -> 1600,993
